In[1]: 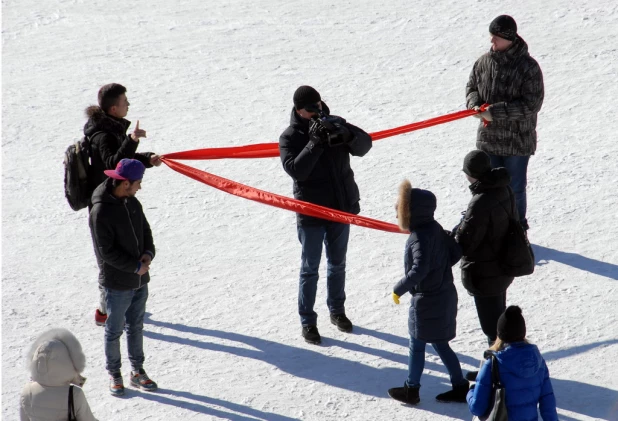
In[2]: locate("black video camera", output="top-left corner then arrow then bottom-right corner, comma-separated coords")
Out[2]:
305,104 -> 349,147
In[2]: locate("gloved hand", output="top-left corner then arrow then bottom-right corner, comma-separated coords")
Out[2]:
335,123 -> 353,144
309,119 -> 328,146
392,292 -> 400,305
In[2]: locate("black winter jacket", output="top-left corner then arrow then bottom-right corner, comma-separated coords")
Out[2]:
84,106 -> 153,193
394,189 -> 462,343
278,104 -> 372,225
89,179 -> 155,290
466,37 -> 544,156
456,168 -> 515,296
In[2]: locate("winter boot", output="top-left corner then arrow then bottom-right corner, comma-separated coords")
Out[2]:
330,313 -> 353,333
302,325 -> 321,345
465,371 -> 478,381
130,368 -> 158,391
388,383 -> 420,405
435,381 -> 470,403
109,373 -> 124,397
95,309 -> 107,327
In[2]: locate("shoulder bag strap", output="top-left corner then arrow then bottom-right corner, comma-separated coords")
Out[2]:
68,385 -> 76,421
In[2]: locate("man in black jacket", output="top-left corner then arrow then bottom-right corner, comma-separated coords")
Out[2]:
466,15 -> 544,231
84,83 -> 161,326
89,159 -> 158,396
455,150 -> 516,379
279,86 -> 372,345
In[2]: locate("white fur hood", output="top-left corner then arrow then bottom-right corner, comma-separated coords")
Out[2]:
27,328 -> 86,387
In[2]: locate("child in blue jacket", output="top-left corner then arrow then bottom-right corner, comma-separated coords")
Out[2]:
388,180 -> 469,405
467,306 -> 558,420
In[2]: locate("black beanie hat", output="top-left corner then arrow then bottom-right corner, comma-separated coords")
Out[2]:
497,305 -> 527,343
293,86 -> 321,110
489,15 -> 518,41
462,150 -> 491,179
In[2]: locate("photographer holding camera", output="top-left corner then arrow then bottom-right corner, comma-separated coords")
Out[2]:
279,85 -> 372,345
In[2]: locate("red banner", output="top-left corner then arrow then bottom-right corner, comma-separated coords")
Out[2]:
162,108 -> 479,160
162,158 -> 406,234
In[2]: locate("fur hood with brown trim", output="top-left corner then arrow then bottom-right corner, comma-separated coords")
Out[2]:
397,179 -> 436,231
83,105 -> 131,138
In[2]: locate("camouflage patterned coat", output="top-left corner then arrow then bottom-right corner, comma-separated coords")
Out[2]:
466,37 -> 544,156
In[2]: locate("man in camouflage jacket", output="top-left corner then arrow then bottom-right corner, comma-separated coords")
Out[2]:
466,15 -> 544,230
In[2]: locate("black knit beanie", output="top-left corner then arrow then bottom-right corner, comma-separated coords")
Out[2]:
462,150 -> 491,179
497,306 -> 527,343
293,86 -> 321,110
489,15 -> 518,41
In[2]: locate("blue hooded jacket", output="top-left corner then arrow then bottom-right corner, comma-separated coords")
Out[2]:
467,342 -> 558,421
393,187 -> 462,342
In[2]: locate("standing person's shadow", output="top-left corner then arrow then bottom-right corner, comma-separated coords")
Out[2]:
533,244 -> 618,280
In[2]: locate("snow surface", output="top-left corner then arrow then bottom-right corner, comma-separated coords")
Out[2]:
2,0 -> 618,420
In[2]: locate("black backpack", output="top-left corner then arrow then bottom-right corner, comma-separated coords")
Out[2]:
63,132 -> 101,211
498,188 -> 535,277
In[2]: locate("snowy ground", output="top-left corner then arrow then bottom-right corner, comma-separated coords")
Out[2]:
3,0 -> 618,420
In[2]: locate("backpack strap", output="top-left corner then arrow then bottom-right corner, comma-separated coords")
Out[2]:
68,385 -> 76,421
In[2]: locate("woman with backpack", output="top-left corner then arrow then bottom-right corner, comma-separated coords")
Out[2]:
388,180 -> 469,404
467,305 -> 558,420
20,328 -> 98,421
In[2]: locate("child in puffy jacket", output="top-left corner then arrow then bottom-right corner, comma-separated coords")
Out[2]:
388,180 -> 469,405
467,306 -> 558,421
20,328 -> 98,421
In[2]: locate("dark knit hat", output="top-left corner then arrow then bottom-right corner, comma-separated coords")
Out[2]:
489,15 -> 518,41
293,86 -> 321,110
497,306 -> 527,343
462,150 -> 491,179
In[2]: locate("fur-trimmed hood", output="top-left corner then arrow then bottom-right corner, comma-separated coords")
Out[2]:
397,179 -> 436,231
27,328 -> 86,387
83,105 -> 131,138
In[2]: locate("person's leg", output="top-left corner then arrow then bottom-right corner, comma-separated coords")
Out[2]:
474,293 -> 507,346
432,342 -> 466,387
104,288 -> 133,375
501,155 -> 531,229
297,224 -> 326,326
126,284 -> 149,372
406,337 -> 426,388
98,284 -> 107,314
488,154 -> 505,170
324,223 -> 350,315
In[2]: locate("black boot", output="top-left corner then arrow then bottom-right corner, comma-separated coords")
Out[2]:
330,313 -> 353,332
388,383 -> 420,405
435,381 -> 470,403
301,325 -> 321,345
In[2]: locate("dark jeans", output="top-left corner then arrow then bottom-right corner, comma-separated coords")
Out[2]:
297,222 -> 350,326
105,285 -> 148,375
406,337 -> 466,388
473,293 -> 507,346
488,154 -> 530,229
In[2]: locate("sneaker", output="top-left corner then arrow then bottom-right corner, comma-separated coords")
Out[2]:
388,383 -> 420,405
109,373 -> 124,396
330,313 -> 353,333
95,309 -> 107,327
465,371 -> 478,381
435,381 -> 470,403
130,369 -> 158,391
301,325 -> 321,345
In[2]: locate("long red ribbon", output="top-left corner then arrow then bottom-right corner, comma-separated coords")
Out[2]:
162,108 -> 478,160
162,158 -> 406,234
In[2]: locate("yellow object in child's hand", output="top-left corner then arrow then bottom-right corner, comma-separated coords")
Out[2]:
392,292 -> 400,305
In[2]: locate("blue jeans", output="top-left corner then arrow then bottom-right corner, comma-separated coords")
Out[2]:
105,285 -> 148,375
297,223 -> 350,326
488,154 -> 530,229
406,337 -> 466,388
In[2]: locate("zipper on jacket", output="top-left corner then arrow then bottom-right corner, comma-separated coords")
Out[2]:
124,201 -> 142,289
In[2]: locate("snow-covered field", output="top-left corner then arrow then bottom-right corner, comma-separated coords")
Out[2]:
3,0 -> 618,420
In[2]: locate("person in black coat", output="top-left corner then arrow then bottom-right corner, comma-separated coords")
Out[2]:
89,159 -> 158,396
388,180 -> 469,405
455,150 -> 516,379
84,83 -> 161,326
279,86 -> 372,345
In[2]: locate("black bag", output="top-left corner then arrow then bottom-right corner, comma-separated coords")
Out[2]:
68,385 -> 76,421
473,351 -> 508,421
63,132 -> 100,211
498,188 -> 535,277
